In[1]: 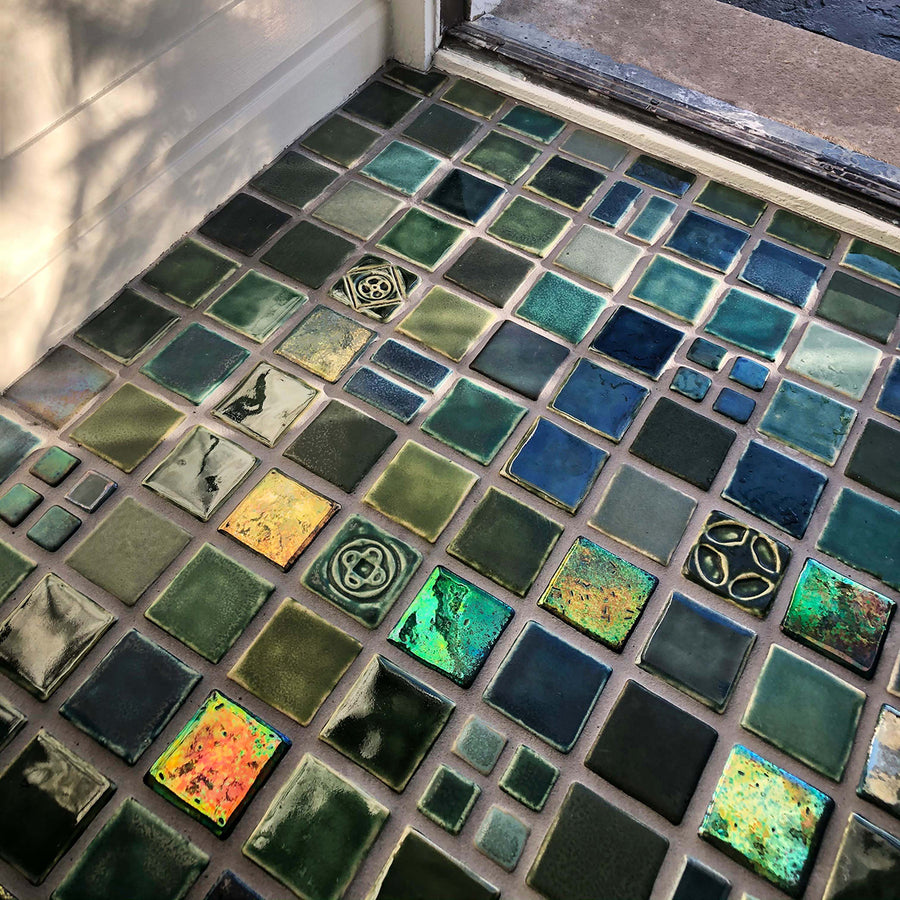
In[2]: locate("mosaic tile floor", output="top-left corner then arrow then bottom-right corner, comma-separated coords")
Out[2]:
1,62 -> 899,900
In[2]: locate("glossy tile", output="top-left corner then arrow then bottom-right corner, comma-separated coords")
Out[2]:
843,237 -> 900,288
203,871 -> 263,900
0,694 -> 26,751
313,181 -> 404,240
26,505 -> 81,551
0,417 -> 40,486
300,113 -> 379,167
590,180 -> 643,226
204,270 -> 306,343
330,255 -> 419,324
498,744 -> 559,812
766,209 -> 839,258
342,79 -> 420,128
626,196 -> 676,243
822,813 -> 900,900
251,151 -> 338,209
590,305 -> 683,379
671,366 -> 712,401
729,355 -> 768,391
452,716 -> 507,776
695,181 -> 766,225
361,141 -> 441,195
445,237 -> 533,307
739,239 -> 825,307
712,387 -> 756,424
442,79 -> 504,118
29,446 -> 79,486
877,358 -> 900,420
487,195 -> 571,257
402,103 -> 479,156
344,367 -> 426,423
671,858 -> 731,900
426,169 -> 505,224
199,192 -> 290,255
475,805 -> 529,872
384,63 -> 447,95
705,286 -> 797,360
463,131 -> 540,183
560,129 -> 628,169
260,220 -> 355,288
371,339 -> 450,391
417,765 -> 480,834
0,484 -> 41,527
377,208 -> 465,270
556,225 -> 643,290
816,270 -> 900,343
630,254 -> 718,323
846,418 -> 900,502
499,105 -> 564,142
857,704 -> 900,818
0,540 -> 35,603
626,155 -> 695,196
687,336 -> 727,371
516,273 -> 605,345
787,320 -> 880,400
525,154 -> 605,210
142,238 -> 237,307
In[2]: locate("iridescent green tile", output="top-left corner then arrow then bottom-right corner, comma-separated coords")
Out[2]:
402,104 -> 479,157
300,114 -> 379,167
250,151 -> 337,209
29,446 -> 79,486
397,286 -> 495,361
816,270 -> 900,343
560,129 -> 628,170
630,254 -> 718,323
377,208 -> 465,271
499,105 -> 564,143
205,270 -> 306,343
556,225 -> 643,290
498,744 -> 559,812
452,716 -> 507,775
487,196 -> 570,257
695,181 -> 766,226
343,80 -> 420,128
857,704 -> 900,818
26,505 -> 81,551
313,180 -> 403,239
142,239 -> 237,308
0,485 -> 41,527
475,805 -> 530,872
787,320 -> 880,400
515,271 -> 606,344
260,220 -> 354,289
442,80 -> 504,118
361,141 -> 441,195
463,131 -> 540,183
699,744 -> 832,897
843,238 -> 900,288
417,765 -> 481,835
626,196 -> 676,244
766,209 -> 839,258
704,287 -> 797,360
0,540 -> 36,604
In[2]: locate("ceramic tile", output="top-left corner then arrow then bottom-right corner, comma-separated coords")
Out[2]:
527,782 -> 669,900
384,63 -> 447,95
0,574 -> 115,700
516,272 -> 606,344
344,367 -> 426,423
470,320 -> 569,400
204,270 -> 306,343
143,425 -> 258,520
586,680 -> 717,824
250,151 -> 338,209
0,731 -> 114,884
444,237 -> 534,307
687,336 -> 727,370
463,131 -> 540,183
75,288 -> 179,364
0,418 -> 39,486
452,715 -> 507,775
843,237 -> 900,288
371,339 -> 450,391
203,871 -> 263,900
199,192 -> 290,255
343,79 -> 420,127
816,488 -> 900,590
60,629 -> 199,764
503,416 -> 608,512
857,704 -> 900,818
69,383 -> 185,473
742,645 -> 864,780
313,181 -> 404,240
26,505 -> 81,550
475,805 -> 529,872
705,286 -> 797,360
66,496 -> 189,605
145,542 -> 274,662
335,256 -> 418,326
229,598 -> 361,725
219,468 -> 340,570
29,446 -> 79,486
499,105 -> 564,143
483,620 -> 610,752
0,694 -> 26,751
877,358 -> 900,420
417,765 -> 480,834
846,418 -> 900,502
260,220 -> 355,288
695,181 -> 766,226
626,196 -> 677,243
555,225 -> 643,290
759,379 -> 856,465
729,355 -> 768,390
52,797 -> 208,900
426,169 -> 505,224
671,858 -> 731,900
590,305 -> 683,379
699,744 -> 832,896
712,387 -> 756,424
487,195 -> 571,257
361,141 -> 441,195
396,285 -> 495,361
626,154 -> 695,196
447,487 -> 563,595
560,129 -> 628,169
320,654 -> 454,791
816,270 -> 900,343
739,239 -> 825,307
822,813 -> 900,900
142,238 -> 237,308
766,209 -> 839,258
590,180 -> 643,226
442,79 -> 504,118
4,345 -> 113,429
787,320 -> 880,400
890,654 -> 900,698
683,510 -> 792,618
0,484 -> 42,526
722,440 -> 827,538
283,399 -> 397,493
0,540 -> 34,604
402,103 -> 479,156
300,113 -> 379,167
631,255 -> 718,323
638,592 -> 756,712
276,304 -> 375,382
377,208 -> 465,270
590,463 -> 697,565
671,366 -> 712,401
525,154 -> 605,210
498,744 -> 559,812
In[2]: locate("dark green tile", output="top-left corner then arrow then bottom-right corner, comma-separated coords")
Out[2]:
0,485 -> 41,527
463,131 -> 540,183
199,192 -> 290,255
402,103 -> 479,156
515,271 -> 606,343
64,470 -> 116,513
377,208 -> 465,271
425,169 -> 505,224
816,270 -> 900,344
487,196 -> 570,257
442,80 -> 504,118
445,237 -> 533,306
452,716 -> 507,775
29,446 -> 78,486
343,80 -> 420,127
475,805 -> 529,872
251,151 -> 338,208
142,239 -> 237,308
499,105 -> 565,143
0,694 -> 26,752
417,765 -> 480,834
204,270 -> 305,342
526,154 -> 605,210
695,181 -> 766,226
498,744 -> 559,812
846,418 -> 900,502
361,140 -> 441,195
300,114 -> 379,167
823,813 -> 900,900
26,505 -> 81,551
261,220 -> 355,288
767,209 -> 839,258
560,129 -> 628,169
385,63 -> 447,95
671,858 -> 731,900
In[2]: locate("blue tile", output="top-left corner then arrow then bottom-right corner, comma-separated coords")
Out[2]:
551,358 -> 649,441
739,240 -> 826,307
664,210 -> 749,272
876,358 -> 900,421
722,440 -> 827,538
712,388 -> 755,424
371,340 -> 450,392
625,197 -> 677,243
590,306 -> 683,380
343,367 -> 425,423
686,338 -> 727,371
590,181 -> 642,227
729,356 -> 768,391
505,417 -> 608,513
671,367 -> 711,402
625,155 -> 695,197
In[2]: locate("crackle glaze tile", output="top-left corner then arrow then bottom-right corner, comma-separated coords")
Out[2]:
739,239 -> 825,307
344,367 -> 426,423
377,208 -> 465,271
371,339 -> 450,391
417,764 -> 480,835
556,225 -> 643,290
626,196 -> 676,244
474,805 -> 529,872
663,211 -> 749,272
142,238 -> 237,307
361,141 -> 441,195
204,270 -> 306,343
515,271 -> 606,343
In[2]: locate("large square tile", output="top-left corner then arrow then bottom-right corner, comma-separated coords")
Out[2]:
823,813 -> 900,900
342,80 -> 420,128
590,305 -> 683,379
816,270 -> 900,343
787,320 -> 880,400
313,181 -> 403,240
629,254 -> 718,323
300,114 -> 378,166
377,208 -> 465,270
204,270 -> 306,343
261,221 -> 355,288
845,418 -> 900,502
444,237 -> 533,307
198,192 -> 290,255
396,286 -> 495,361
556,225 -> 643,290
704,287 -> 797,360
463,130 -> 539,183
515,271 -> 606,343
251,151 -> 337,209
526,154 -> 605,210
425,169 -> 505,224
487,196 -> 571,257
361,141 -> 441,195
739,239 -> 825,307
142,238 -> 237,307
664,210 -> 749,271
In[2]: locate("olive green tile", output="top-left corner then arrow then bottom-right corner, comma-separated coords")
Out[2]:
463,131 -> 540,184
560,129 -> 628,170
251,151 -> 338,209
142,239 -> 237,308
204,270 -> 306,343
300,114 -> 379,167
29,446 -> 79,486
0,540 -> 36,604
695,181 -> 766,226
767,209 -> 839,258
555,225 -> 643,290
313,180 -> 403,239
261,221 -> 355,289
787,321 -> 880,400
442,80 -> 504,118
377,209 -> 465,271
475,805 -> 530,872
418,765 -> 481,835
396,286 -> 495,361
816,270 -> 900,343
444,238 -> 533,307
487,196 -> 571,257
402,104 -> 479,157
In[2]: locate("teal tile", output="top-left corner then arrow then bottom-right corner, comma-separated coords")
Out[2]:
300,114 -> 379,167
0,484 -> 42,527
515,271 -> 606,343
556,225 -> 643,290
377,209 -> 465,271
463,131 -> 539,183
705,287 -> 797,360
361,141 -> 441,195
695,181 -> 766,226
417,765 -> 480,835
142,239 -> 237,308
499,105 -> 564,143
767,209 -> 839,258
687,337 -> 727,371
664,210 -> 749,271
626,155 -> 696,197
28,446 -> 79,486
787,321 -> 880,400
205,270 -> 306,343
671,367 -> 711,401
560,129 -> 628,170
260,221 -> 355,289
816,271 -> 900,344
626,197 -> 677,244
452,715 -> 507,775
26,505 -> 81,551
250,151 -> 337,209
475,806 -> 529,872
843,238 -> 900,288
487,196 -> 571,257
630,254 -> 718,323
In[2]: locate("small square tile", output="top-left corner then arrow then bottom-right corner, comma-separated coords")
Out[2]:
0,732 -> 114,884
687,336 -> 727,371
816,270 -> 900,343
470,320 -> 569,400
787,320 -> 881,400
60,629 -> 200,764
560,129 -> 628,169
69,383 -> 185,473
665,210 -> 749,271
739,239 -> 825,307
823,813 -> 900,900
590,464 -> 697,565
402,103 -> 478,156
300,113 -> 379,167
76,288 -> 179,364
515,271 -> 606,343
483,621 -> 610,752
498,744 -> 559,812
372,339 -> 450,391
4,345 -> 113,429
283,399 -> 397,493
729,355 -> 768,390
846,418 -> 900,502
301,513 -> 421,628
638,591 -> 755,712
499,105 -> 564,142
705,286 -> 797,360
463,131 -> 540,183
442,79 -> 504,118
766,208 -> 839,257
66,496 -> 189,605
0,540 -> 35,604
260,220 -> 355,288
276,304 -> 375,382
29,446 -> 79,486
344,367 -> 426,423
145,542 -> 274,663
475,806 -> 529,872
626,154 -> 696,196
590,306 -> 683,379
445,237 -> 533,307
857,704 -> 900,817
203,871 -> 263,900
418,765 -> 480,834
742,645 -> 864,780
199,192 -> 290,255
343,80 -> 420,128
878,358 -> 900,420
385,63 -> 447,95
320,654 -> 454,791
843,237 -> 900,288
452,715 -> 507,775
205,270 -> 306,343
585,680 -> 717,824
377,208 -> 465,271
426,168 -> 505,224
527,782 -> 669,900
695,181 -> 766,225
556,225 -> 644,290
250,151 -> 337,209
447,487 -> 563,596
313,181 -> 403,240
229,598 -> 361,725
671,858 -> 731,900
361,140 -> 441,195
0,573 -> 115,700
0,484 -> 42,526
699,745 -> 832,897
630,255 -> 718,323
142,238 -> 237,308
626,196 -> 677,243
722,440 -> 827,538
143,425 -> 258,521
487,196 -> 571,257
712,387 -> 755,423
52,797 -> 208,900
147,690 -> 289,837
26,504 -> 81,550
219,468 -> 340,570
397,285 -> 495,361
590,180 -> 643,226
538,536 -> 658,651
671,366 -> 712,401
503,417 -> 607,512
0,694 -> 26,751
526,155 -> 605,210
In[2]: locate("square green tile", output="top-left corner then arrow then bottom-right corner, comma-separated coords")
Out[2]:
499,105 -> 564,143
626,196 -> 677,244
342,80 -> 420,128
0,485 -> 41,528
250,150 -> 338,209
556,225 -> 643,290
69,383 -> 185,473
843,238 -> 900,288
385,64 -> 447,96
313,180 -> 403,239
0,693 -> 26,751
705,287 -> 797,360
396,286 -> 495,360
145,542 -> 274,663
525,154 -> 605,210
487,196 -> 571,257
630,254 -> 718,324
452,715 -> 507,775
26,505 -> 81,551
766,209 -> 839,258
300,114 -> 379,167
67,497 -> 190,605
425,169 -> 505,225
463,131 -> 540,183
261,220 -> 355,289
205,270 -> 306,342
0,540 -> 35,604
418,765 -> 481,835
816,270 -> 900,343
229,598 -> 360,725
442,80 -> 504,118
475,805 -> 530,872
361,141 -> 442,195
364,440 -> 477,543
142,238 -> 237,308
845,417 -> 900,503
499,744 -> 559,812
560,129 -> 628,170
64,470 -> 117,513
742,645 -> 865,780
695,181 -> 766,226
787,321 -> 880,400
515,272 -> 606,344
29,446 -> 79,486
444,237 -> 533,307
377,208 -> 465,271
402,104 -> 479,157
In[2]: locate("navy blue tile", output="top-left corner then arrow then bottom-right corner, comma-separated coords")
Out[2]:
729,356 -> 768,391
713,387 -> 756,424
664,210 -> 749,272
625,155 -> 695,197
343,367 -> 425,423
739,240 -> 826,307
371,339 -> 450,392
876,358 -> 900,421
671,367 -> 711,402
590,181 -> 642,226
671,858 -> 731,900
722,440 -> 828,538
687,337 -> 727,371
590,307 -> 683,380
426,169 -> 505,224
